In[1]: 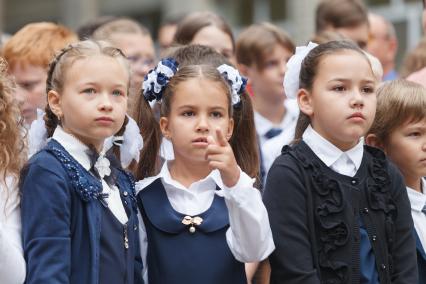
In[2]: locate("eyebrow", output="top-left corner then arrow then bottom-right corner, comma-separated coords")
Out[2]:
404,123 -> 426,130
80,82 -> 127,88
328,78 -> 375,84
176,105 -> 227,110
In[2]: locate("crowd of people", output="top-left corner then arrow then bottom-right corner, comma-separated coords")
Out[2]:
0,0 -> 425,283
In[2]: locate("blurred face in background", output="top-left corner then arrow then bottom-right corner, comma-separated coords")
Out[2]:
335,23 -> 369,49
10,63 -> 47,125
111,33 -> 156,90
246,44 -> 293,104
191,25 -> 235,64
158,24 -> 178,56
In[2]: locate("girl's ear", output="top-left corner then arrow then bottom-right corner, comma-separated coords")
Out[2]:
365,134 -> 385,150
159,117 -> 171,140
297,88 -> 314,116
226,118 -> 234,141
47,90 -> 62,118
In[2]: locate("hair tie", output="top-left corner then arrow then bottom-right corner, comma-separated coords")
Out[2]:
283,41 -> 318,99
217,64 -> 247,106
142,58 -> 179,102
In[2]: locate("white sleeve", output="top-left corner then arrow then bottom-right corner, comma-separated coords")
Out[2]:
138,212 -> 149,284
0,188 -> 26,284
215,170 -> 275,262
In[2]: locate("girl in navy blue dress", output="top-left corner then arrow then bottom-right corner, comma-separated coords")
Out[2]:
20,40 -> 143,284
263,40 -> 418,283
135,58 -> 275,283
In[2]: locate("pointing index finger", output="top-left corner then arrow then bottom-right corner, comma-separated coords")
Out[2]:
215,128 -> 228,147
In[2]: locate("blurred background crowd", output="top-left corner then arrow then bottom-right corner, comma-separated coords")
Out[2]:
0,0 -> 424,71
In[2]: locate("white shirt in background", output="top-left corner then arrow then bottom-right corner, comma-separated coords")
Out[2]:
406,178 -> 426,251
255,99 -> 299,179
0,176 -> 26,284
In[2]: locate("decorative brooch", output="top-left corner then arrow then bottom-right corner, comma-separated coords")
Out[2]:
94,151 -> 111,179
182,215 -> 203,234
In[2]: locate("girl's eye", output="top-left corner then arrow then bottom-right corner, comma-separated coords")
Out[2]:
361,86 -> 374,94
264,60 -> 279,69
332,86 -> 346,92
83,88 -> 96,95
182,111 -> 194,117
211,111 -> 223,118
407,131 -> 421,137
112,90 -> 123,96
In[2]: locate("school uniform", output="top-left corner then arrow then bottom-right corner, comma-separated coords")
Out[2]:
21,127 -> 143,284
136,162 -> 275,284
263,125 -> 418,284
254,99 -> 299,185
406,178 -> 426,283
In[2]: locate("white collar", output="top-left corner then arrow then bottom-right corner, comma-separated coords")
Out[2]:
254,111 -> 277,136
136,161 -> 227,194
52,127 -> 91,171
302,125 -> 364,171
254,103 -> 298,137
407,178 -> 426,212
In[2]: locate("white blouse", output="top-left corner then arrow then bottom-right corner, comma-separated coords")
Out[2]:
53,127 -> 128,224
136,162 -> 275,282
255,99 -> 299,179
406,178 -> 426,251
0,176 -> 26,284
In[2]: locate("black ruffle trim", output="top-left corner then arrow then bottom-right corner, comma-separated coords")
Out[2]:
366,147 -> 396,274
291,145 -> 349,283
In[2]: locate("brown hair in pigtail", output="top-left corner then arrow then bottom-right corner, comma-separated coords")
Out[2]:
159,64 -> 259,180
167,44 -> 260,179
229,90 -> 259,181
134,45 -> 259,180
132,92 -> 162,180
112,115 -> 129,162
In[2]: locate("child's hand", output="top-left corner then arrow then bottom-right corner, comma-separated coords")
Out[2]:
205,128 -> 240,187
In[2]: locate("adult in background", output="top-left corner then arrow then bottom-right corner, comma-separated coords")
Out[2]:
315,0 -> 369,49
367,13 -> 398,81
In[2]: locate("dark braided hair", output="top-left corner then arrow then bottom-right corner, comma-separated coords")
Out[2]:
44,45 -> 73,137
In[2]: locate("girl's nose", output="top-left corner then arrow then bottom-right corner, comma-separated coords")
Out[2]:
350,90 -> 364,108
196,116 -> 209,133
98,93 -> 113,111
